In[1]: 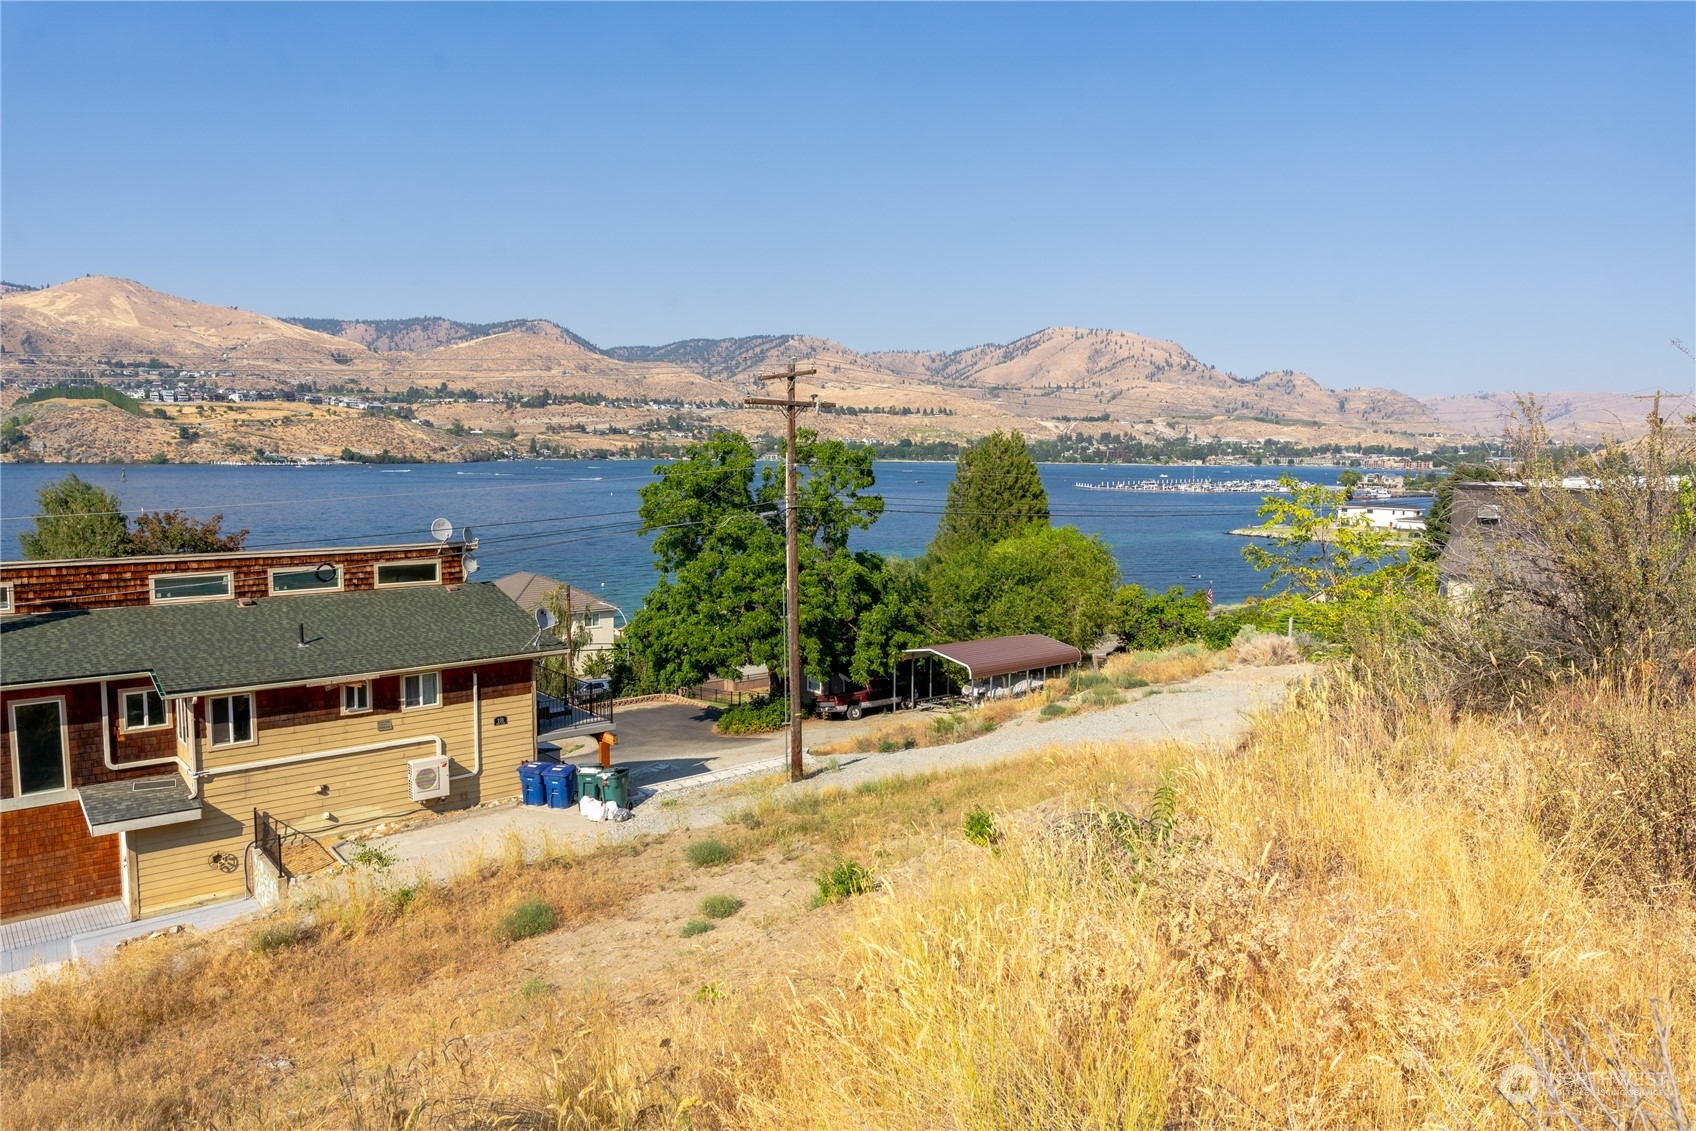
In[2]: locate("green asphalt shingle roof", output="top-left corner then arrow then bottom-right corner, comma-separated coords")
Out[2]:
1,583 -> 559,696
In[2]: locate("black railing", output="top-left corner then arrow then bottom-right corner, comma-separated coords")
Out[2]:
253,809 -> 329,881
535,663 -> 614,729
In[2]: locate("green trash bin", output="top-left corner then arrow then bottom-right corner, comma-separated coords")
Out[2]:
577,766 -> 603,801
600,766 -> 631,810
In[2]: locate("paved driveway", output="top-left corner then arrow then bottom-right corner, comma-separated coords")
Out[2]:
542,702 -> 786,788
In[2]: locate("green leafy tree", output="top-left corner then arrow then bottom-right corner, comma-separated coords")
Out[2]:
128,510 -> 249,555
19,474 -> 130,559
622,431 -> 917,693
926,526 -> 1118,649
1337,469 -> 1363,496
1241,474 -> 1405,601
1113,584 -> 1212,649
928,431 -> 1049,558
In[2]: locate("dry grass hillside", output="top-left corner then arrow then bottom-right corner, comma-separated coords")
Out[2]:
4,278 -> 1453,457
1423,389 -> 1696,440
2,670 -> 1689,1129
3,398 -> 501,464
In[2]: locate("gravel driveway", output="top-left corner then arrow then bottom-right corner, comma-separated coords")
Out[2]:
372,663 -> 1311,878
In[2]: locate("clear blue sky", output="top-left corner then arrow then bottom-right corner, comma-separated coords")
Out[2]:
3,3 -> 1691,397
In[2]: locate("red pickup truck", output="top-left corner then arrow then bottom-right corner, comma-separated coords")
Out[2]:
816,677 -> 899,720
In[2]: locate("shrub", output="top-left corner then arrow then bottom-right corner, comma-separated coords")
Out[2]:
715,696 -> 790,735
252,922 -> 306,954
680,919 -> 714,938
685,838 -> 733,868
1229,627 -> 1303,666
962,806 -> 998,847
1084,686 -> 1123,708
1039,702 -> 1070,718
814,859 -> 871,903
498,898 -> 557,941
700,894 -> 744,919
1109,673 -> 1150,690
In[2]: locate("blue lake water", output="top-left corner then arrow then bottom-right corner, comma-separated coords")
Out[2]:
0,460 -> 1365,612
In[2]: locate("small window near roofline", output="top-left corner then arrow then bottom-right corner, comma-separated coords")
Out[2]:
209,694 -> 255,746
270,563 -> 342,595
0,583 -> 12,613
342,682 -> 371,715
402,671 -> 440,710
122,689 -> 169,731
375,560 -> 440,587
152,572 -> 233,603
1476,505 -> 1501,526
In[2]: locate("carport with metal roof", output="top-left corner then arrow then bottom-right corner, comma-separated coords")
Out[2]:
901,634 -> 1083,706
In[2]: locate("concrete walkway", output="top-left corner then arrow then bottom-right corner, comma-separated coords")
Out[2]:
367,664 -> 1308,882
1,897 -> 261,991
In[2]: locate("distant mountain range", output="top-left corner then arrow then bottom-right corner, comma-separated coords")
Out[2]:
4,277 -> 1681,453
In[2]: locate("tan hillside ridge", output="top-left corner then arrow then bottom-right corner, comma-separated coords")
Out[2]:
1422,389 -> 1696,441
5,276 -> 1455,457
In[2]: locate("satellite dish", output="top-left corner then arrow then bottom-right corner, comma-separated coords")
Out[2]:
430,517 -> 453,543
535,608 -> 558,631
462,554 -> 480,576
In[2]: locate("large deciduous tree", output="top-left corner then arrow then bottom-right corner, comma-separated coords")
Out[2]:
928,431 -> 1049,558
925,526 -> 1119,650
621,431 -> 920,694
19,474 -> 130,559
19,474 -> 250,560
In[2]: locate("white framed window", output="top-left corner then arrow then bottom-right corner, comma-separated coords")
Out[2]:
209,694 -> 255,747
402,671 -> 441,710
121,689 -> 169,731
9,697 -> 69,796
375,560 -> 440,588
151,571 -> 234,603
341,681 -> 371,715
175,698 -> 194,745
0,583 -> 12,613
269,563 -> 343,595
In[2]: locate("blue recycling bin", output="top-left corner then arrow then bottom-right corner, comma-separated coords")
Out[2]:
517,761 -> 548,807
542,763 -> 578,810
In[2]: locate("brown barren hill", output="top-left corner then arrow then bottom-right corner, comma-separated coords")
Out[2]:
1,277 -> 383,378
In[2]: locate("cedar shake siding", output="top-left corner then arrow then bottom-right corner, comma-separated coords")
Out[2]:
0,541 -> 470,615
0,801 -> 120,920
0,680 -> 181,798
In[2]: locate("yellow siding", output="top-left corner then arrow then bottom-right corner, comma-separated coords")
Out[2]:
132,691 -> 540,918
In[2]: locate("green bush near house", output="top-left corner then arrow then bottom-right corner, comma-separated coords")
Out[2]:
715,696 -> 791,735
498,898 -> 557,941
680,919 -> 714,938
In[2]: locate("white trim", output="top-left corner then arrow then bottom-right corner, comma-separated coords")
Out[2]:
150,571 -> 234,605
207,693 -> 256,748
8,695 -> 70,798
374,558 -> 441,588
87,807 -> 202,837
340,681 -> 372,715
401,671 -> 442,711
201,735 -> 445,780
0,787 -> 77,813
119,688 -> 170,733
0,583 -> 12,613
267,563 -> 345,596
1,671 -> 154,694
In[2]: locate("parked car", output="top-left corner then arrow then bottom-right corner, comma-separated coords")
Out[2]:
816,677 -> 899,720
573,677 -> 611,700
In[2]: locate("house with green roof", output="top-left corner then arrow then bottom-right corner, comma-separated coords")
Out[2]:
0,542 -> 602,923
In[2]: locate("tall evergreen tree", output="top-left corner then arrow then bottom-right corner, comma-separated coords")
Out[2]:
928,431 -> 1050,558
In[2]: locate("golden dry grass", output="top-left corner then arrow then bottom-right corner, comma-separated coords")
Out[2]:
3,674 -> 1691,1129
1103,641 -> 1227,685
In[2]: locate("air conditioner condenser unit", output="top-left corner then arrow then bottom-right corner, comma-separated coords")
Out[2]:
408,754 -> 451,801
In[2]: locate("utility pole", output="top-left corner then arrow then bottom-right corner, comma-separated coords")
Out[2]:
746,361 -> 832,781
